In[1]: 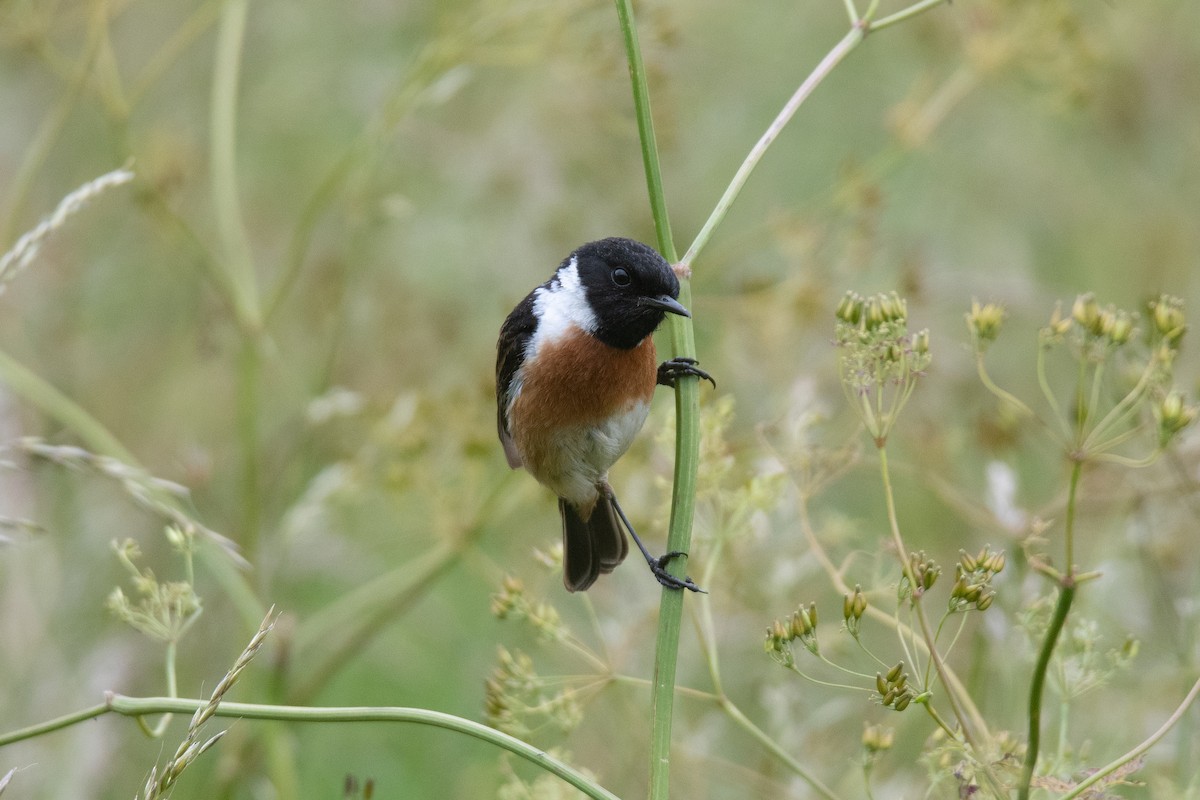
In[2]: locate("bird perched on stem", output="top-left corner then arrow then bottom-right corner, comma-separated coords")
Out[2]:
496,237 -> 712,592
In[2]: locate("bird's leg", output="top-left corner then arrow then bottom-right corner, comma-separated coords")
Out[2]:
657,357 -> 716,389
602,484 -> 705,593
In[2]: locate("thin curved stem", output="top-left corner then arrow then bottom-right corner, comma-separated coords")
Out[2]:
878,446 -> 979,749
868,0 -> 949,31
0,696 -> 621,800
977,352 -> 1037,422
841,0 -> 859,25
0,349 -> 264,631
717,696 -> 845,800
1061,675 -> 1200,800
1036,344 -> 1074,441
681,26 -> 863,269
0,703 -> 110,748
922,703 -> 959,741
787,461 -> 990,737
1082,356 -> 1158,453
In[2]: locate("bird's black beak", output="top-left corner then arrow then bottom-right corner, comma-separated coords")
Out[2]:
640,294 -> 691,318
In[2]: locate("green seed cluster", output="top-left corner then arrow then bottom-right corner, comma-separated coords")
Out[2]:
949,546 -> 1005,612
875,661 -> 914,712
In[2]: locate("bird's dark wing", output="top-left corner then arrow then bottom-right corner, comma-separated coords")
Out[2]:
496,291 -> 537,468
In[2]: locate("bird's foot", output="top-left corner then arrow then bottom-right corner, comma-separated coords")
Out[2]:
657,357 -> 716,389
649,550 -> 706,593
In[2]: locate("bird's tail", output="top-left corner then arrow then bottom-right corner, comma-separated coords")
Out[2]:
559,495 -> 629,592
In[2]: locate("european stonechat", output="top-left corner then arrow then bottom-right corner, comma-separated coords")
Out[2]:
496,237 -> 712,592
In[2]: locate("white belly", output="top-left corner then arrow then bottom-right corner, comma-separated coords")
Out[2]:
535,400 -> 651,507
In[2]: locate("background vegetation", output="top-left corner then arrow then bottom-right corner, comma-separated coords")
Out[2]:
1,0 -> 1198,797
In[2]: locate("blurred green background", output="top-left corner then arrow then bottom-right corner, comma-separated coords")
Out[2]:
1,0 -> 1198,797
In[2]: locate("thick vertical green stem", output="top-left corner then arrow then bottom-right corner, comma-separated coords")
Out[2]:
1018,581 -> 1075,800
613,0 -> 675,262
212,0 -> 265,553
614,2 -> 956,796
613,2 -> 697,797
210,0 -> 261,332
236,337 -> 262,552
1018,460 -> 1083,800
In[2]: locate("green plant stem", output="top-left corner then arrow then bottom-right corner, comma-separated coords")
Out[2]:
614,0 -> 674,260
922,703 -> 959,741
235,337 -> 262,552
0,703 -> 111,747
0,696 -> 621,800
613,2 -> 700,798
976,351 -> 1036,421
1064,460 -> 1081,580
841,0 -> 859,25
288,472 -> 515,703
912,604 -> 972,741
1018,581 -> 1076,800
1087,362 -> 1106,439
1061,674 -> 1200,800
1073,357 -> 1089,441
0,1 -> 106,247
1019,459 -> 1084,800
613,2 -> 953,796
681,25 -> 861,269
212,0 -> 266,556
791,472 -> 990,738
287,539 -> 471,705
868,0 -> 947,31
0,348 -> 135,463
717,696 -> 844,800
140,641 -> 179,738
678,0 -> 949,270
1082,356 -> 1158,453
877,446 -> 978,748
210,0 -> 261,333
129,0 -> 223,105
1036,342 -> 1074,442
0,348 -> 265,633
786,663 -> 873,693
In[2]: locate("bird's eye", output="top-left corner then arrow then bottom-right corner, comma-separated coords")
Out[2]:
611,268 -> 631,287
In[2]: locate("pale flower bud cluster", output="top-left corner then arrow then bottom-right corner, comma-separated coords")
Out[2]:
898,550 -> 940,604
948,545 -> 1005,612
843,584 -> 868,637
765,601 -> 820,665
835,291 -> 931,445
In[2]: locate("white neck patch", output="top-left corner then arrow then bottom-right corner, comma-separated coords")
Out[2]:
527,258 -> 596,356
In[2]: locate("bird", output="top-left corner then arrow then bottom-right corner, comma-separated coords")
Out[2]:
496,237 -> 712,592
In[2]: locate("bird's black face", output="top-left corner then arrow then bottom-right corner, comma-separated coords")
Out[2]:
570,237 -> 688,350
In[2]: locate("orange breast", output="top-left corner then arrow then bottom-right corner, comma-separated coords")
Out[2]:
508,328 -> 657,479
512,328 -> 656,429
